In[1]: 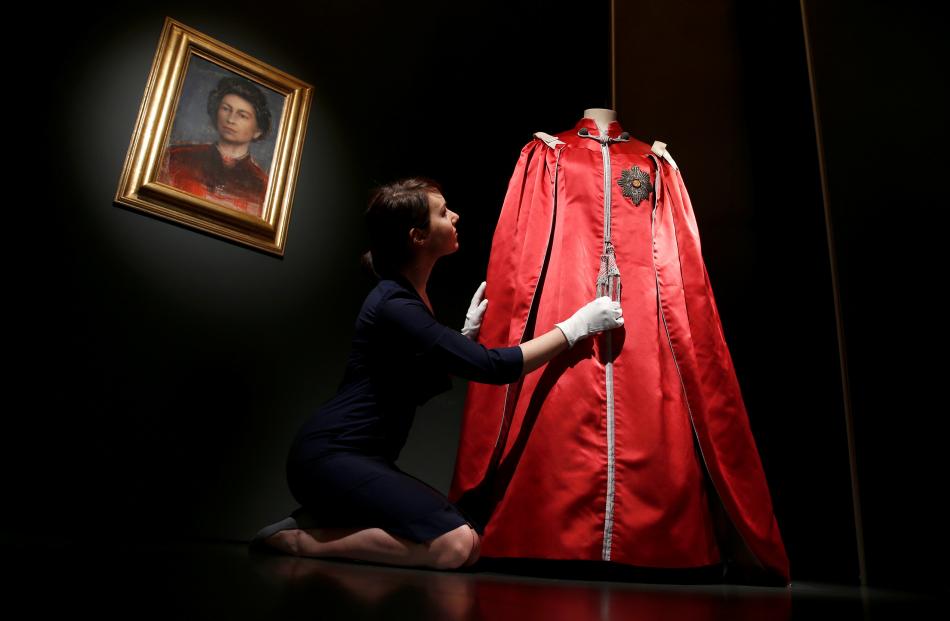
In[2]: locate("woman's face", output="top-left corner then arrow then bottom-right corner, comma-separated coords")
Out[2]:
216,93 -> 262,145
419,192 -> 459,257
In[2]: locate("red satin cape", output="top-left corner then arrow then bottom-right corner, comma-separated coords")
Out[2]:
448,117 -> 790,584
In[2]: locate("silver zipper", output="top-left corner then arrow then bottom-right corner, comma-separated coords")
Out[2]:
599,137 -> 617,561
647,153 -> 764,573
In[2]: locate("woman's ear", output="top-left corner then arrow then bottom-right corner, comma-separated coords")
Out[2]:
409,227 -> 427,246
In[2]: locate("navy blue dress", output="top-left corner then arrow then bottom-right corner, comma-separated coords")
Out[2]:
285,273 -> 524,542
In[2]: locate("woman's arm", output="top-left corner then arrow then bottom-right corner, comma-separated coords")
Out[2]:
517,295 -> 624,377
518,327 -> 569,377
377,291 -> 524,385
377,289 -> 620,385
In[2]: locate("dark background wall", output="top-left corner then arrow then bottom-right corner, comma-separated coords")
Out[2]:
615,0 -> 850,588
801,0 -> 946,595
5,0 -> 944,595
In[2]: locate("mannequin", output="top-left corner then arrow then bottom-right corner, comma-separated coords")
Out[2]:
448,110 -> 791,585
583,107 -> 617,135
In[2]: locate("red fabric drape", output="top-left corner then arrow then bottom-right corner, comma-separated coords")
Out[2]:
449,118 -> 790,585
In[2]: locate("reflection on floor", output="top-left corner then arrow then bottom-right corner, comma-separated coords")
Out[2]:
7,540 -> 937,619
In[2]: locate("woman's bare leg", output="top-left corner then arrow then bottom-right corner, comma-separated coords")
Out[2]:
462,524 -> 481,567
264,523 -> 479,569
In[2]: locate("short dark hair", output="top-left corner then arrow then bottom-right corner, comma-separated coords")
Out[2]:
206,76 -> 272,142
361,177 -> 442,279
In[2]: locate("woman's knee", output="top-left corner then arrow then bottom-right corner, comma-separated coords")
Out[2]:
428,524 -> 478,569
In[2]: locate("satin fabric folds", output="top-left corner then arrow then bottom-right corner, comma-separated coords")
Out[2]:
448,118 -> 790,584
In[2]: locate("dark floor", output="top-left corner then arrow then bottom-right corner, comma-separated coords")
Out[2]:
7,539 -> 937,619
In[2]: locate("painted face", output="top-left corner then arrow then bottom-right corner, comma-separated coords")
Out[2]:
216,93 -> 262,145
423,192 -> 459,256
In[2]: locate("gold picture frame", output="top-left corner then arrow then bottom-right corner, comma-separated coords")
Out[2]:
115,17 -> 312,256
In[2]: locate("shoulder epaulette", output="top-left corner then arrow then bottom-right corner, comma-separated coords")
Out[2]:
651,140 -> 679,170
534,131 -> 565,149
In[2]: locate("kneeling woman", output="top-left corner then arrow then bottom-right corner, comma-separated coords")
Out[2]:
251,177 -> 623,569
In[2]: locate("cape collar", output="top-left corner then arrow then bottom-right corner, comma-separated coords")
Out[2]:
573,116 -> 625,139
568,117 -> 655,158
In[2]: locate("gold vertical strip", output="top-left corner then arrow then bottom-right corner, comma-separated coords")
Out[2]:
799,0 -> 867,589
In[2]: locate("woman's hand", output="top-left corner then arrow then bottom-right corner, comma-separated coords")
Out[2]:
554,296 -> 624,348
462,281 -> 489,340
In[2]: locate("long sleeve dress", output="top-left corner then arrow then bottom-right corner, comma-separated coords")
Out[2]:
285,272 -> 524,542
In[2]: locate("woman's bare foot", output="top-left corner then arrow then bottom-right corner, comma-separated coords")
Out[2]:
262,528 -> 301,555
259,523 -> 478,570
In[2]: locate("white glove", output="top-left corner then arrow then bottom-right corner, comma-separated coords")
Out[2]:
462,281 -> 489,340
555,296 -> 624,348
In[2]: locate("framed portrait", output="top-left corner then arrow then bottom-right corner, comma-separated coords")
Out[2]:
115,17 -> 312,256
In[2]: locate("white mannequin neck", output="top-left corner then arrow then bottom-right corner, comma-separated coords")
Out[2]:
583,108 -> 617,135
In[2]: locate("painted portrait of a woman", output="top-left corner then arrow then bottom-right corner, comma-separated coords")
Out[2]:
158,71 -> 275,218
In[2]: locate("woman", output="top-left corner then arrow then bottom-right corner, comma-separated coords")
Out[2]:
158,76 -> 271,217
250,177 -> 624,569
